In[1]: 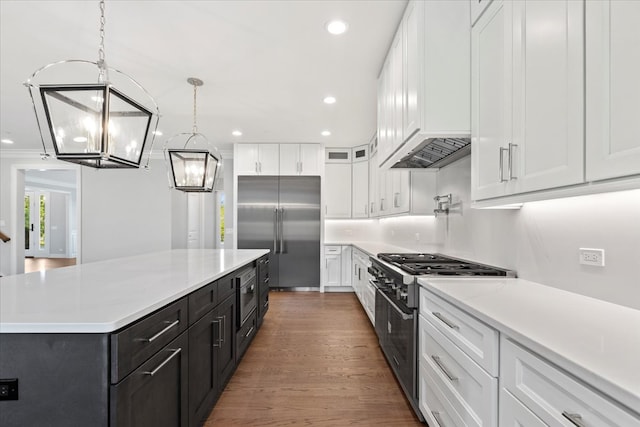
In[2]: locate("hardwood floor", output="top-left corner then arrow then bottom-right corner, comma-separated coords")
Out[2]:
205,292 -> 423,426
24,257 -> 76,273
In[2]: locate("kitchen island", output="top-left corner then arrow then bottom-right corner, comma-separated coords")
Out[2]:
0,249 -> 269,427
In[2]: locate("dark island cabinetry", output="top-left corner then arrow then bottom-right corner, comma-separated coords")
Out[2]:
0,252 -> 269,427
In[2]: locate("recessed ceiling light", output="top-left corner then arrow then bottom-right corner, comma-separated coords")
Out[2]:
152,130 -> 163,136
326,20 -> 348,35
73,136 -> 88,143
1,138 -> 14,144
323,96 -> 336,105
232,130 -> 243,137
321,130 -> 331,137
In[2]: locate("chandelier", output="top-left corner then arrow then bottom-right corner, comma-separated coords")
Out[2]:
24,0 -> 160,168
164,78 -> 221,192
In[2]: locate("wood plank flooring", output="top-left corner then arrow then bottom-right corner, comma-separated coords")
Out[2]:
205,292 -> 423,426
24,257 -> 76,273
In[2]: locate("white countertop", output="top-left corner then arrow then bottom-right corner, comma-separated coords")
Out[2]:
0,249 -> 268,334
325,241 -> 438,258
418,277 -> 640,414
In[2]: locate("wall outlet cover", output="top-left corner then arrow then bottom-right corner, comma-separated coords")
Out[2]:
579,248 -> 605,267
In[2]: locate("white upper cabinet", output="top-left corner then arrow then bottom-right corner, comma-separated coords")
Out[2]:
369,149 -> 379,218
235,144 -> 279,175
472,0 -> 584,201
325,163 -> 352,218
378,0 -> 471,169
586,0 -> 640,181
352,145 -> 369,219
280,144 -> 322,176
471,0 -> 493,27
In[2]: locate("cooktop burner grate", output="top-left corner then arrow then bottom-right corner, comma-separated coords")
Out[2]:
377,253 -> 511,276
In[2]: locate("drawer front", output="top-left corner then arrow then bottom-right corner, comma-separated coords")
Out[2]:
419,315 -> 498,427
420,287 -> 499,375
324,245 -> 342,255
111,298 -> 188,383
419,362 -> 466,427
110,332 -> 189,427
236,310 -> 257,362
217,271 -> 236,303
500,388 -> 547,427
188,281 -> 218,326
501,337 -> 640,427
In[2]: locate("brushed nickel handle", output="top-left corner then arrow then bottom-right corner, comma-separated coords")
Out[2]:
212,319 -> 222,347
273,208 -> 278,253
245,326 -> 255,338
143,348 -> 181,376
431,411 -> 446,427
508,143 -> 518,180
217,315 -> 226,344
143,319 -> 179,343
431,355 -> 458,381
259,162 -> 262,173
562,412 -> 585,427
370,202 -> 375,214
432,312 -> 459,330
279,207 -> 284,253
392,355 -> 400,366
499,147 -> 508,182
394,192 -> 400,208
255,161 -> 258,174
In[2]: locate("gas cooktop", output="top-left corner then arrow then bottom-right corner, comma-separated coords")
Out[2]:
377,253 -> 513,276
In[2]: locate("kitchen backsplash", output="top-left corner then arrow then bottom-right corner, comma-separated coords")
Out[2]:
326,156 -> 640,311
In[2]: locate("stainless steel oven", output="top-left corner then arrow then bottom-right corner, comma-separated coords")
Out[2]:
237,267 -> 257,327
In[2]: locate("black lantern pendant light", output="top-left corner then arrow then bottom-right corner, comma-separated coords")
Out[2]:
164,78 -> 221,192
24,0 -> 160,168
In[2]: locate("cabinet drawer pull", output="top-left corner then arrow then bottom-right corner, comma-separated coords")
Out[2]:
143,319 -> 179,343
219,316 -> 226,343
212,319 -> 222,347
432,312 -> 459,330
431,411 -> 446,427
245,326 -> 255,338
431,355 -> 458,382
263,300 -> 269,309
142,348 -> 181,377
562,412 -> 585,427
508,143 -> 518,180
499,147 -> 508,182
392,355 -> 400,366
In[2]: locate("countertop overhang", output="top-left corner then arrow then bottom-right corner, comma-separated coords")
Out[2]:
0,249 -> 269,334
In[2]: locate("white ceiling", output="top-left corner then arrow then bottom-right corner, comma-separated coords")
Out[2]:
0,0 -> 407,154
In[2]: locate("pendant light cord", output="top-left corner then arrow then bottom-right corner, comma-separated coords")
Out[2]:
192,82 -> 198,134
97,0 -> 107,82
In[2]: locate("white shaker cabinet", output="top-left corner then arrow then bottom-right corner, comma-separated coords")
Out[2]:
325,163 -> 352,218
279,144 -> 322,176
472,0 -> 584,201
586,0 -> 640,181
352,145 -> 369,219
368,148 -> 379,218
324,246 -> 342,287
235,144 -> 279,175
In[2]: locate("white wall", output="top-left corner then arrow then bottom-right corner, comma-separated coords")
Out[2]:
325,156 -> 640,310
80,158 -> 172,263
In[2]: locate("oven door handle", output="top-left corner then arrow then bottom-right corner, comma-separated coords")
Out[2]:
373,285 -> 414,320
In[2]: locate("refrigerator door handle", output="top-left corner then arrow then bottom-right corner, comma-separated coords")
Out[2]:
279,207 -> 285,254
273,208 -> 278,254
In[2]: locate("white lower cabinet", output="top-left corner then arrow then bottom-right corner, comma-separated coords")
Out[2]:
352,247 -> 374,326
500,388 -> 547,427
323,245 -> 352,289
501,337 -> 640,427
418,287 -> 498,426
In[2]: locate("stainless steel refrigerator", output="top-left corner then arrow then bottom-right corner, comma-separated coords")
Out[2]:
237,176 -> 320,289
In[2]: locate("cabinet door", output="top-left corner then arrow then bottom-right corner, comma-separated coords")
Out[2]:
299,144 -> 321,175
188,312 -> 218,427
279,144 -> 299,175
499,389 -> 547,427
325,163 -> 352,218
378,167 -> 389,215
390,169 -> 410,214
324,253 -> 341,286
352,160 -> 369,218
235,144 -> 259,175
511,0 -> 584,193
369,151 -> 379,218
214,294 -> 236,392
471,0 -> 514,201
111,333 -> 189,427
586,0 -> 640,181
377,65 -> 390,165
391,29 -> 404,151
258,144 -> 280,175
403,0 -> 421,140
341,246 -> 352,287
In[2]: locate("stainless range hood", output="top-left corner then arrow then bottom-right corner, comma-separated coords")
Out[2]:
389,137 -> 471,169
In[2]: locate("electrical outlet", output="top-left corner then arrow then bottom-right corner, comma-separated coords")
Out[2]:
0,378 -> 18,400
579,248 -> 605,267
